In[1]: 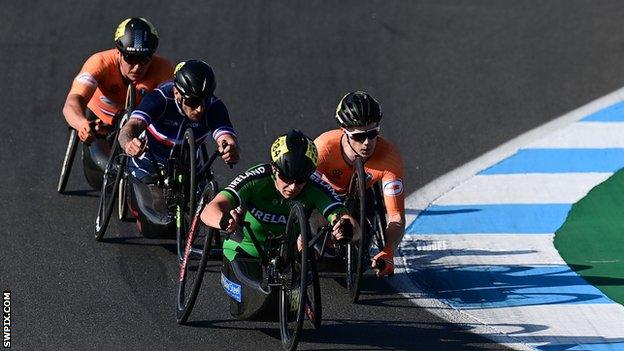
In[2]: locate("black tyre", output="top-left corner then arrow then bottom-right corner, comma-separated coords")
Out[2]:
370,182 -> 387,252
305,257 -> 322,329
176,128 -> 197,261
176,180 -> 218,324
116,85 -> 135,219
344,157 -> 369,303
279,201 -> 309,351
94,140 -> 124,241
57,128 -> 79,193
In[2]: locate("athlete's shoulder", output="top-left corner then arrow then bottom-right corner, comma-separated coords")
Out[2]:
227,163 -> 272,189
305,172 -> 342,201
146,55 -> 174,79
376,136 -> 402,161
314,129 -> 342,143
82,49 -> 118,73
154,80 -> 175,98
314,129 -> 342,153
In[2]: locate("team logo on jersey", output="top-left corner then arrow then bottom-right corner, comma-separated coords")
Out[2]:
249,207 -> 287,224
331,169 -> 343,178
383,179 -> 403,196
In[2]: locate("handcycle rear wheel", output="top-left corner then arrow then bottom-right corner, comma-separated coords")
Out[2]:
94,139 -> 124,241
176,180 -> 218,324
344,157 -> 369,303
278,201 -> 310,351
176,128 -> 197,261
57,128 -> 79,193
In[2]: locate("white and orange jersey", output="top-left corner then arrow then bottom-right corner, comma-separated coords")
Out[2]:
68,49 -> 173,125
314,129 -> 405,219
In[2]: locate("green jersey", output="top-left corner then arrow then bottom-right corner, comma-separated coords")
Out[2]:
220,163 -> 346,261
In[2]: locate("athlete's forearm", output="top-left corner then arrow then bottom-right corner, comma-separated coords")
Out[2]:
118,119 -> 146,149
385,214 -> 405,254
62,94 -> 88,129
200,194 -> 233,229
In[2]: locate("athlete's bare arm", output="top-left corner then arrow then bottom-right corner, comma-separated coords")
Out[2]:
63,93 -> 94,143
200,193 -> 240,233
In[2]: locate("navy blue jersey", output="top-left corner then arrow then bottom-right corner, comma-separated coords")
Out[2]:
129,80 -> 236,163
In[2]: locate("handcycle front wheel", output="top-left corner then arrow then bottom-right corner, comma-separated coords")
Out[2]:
278,201 -> 310,351
176,128 -> 197,262
344,157 -> 369,303
57,128 -> 79,193
94,139 -> 124,241
176,180 -> 218,324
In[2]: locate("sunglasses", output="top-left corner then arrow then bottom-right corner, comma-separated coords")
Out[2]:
182,96 -> 204,109
123,54 -> 152,66
276,170 -> 307,185
344,127 -> 380,142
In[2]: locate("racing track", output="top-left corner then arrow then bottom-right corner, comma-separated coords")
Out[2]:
3,1 -> 624,350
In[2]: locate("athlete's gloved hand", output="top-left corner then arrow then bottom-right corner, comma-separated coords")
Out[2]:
372,249 -> 394,277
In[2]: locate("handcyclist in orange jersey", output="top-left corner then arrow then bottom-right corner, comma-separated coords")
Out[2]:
62,17 -> 173,143
314,91 -> 405,277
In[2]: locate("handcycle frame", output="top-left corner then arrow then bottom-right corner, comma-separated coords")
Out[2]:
94,113 -> 223,245
177,200 -> 321,351
57,84 -> 136,194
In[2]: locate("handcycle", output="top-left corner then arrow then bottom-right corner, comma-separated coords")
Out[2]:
312,156 -> 387,303
94,118 -> 223,251
57,84 -> 136,194
177,199 -> 322,351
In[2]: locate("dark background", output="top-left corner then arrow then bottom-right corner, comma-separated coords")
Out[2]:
2,1 -> 623,349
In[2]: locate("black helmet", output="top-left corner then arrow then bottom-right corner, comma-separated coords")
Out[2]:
335,91 -> 383,127
270,130 -> 318,183
173,60 -> 216,99
114,17 -> 159,57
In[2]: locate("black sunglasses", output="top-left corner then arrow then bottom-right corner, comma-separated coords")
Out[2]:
276,170 -> 307,185
123,54 -> 152,65
344,127 -> 379,142
182,96 -> 204,109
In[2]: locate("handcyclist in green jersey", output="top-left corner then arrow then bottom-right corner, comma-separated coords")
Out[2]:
199,130 -> 358,320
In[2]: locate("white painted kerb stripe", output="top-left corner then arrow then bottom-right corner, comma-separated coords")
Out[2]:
528,122 -> 624,148
434,173 -> 611,205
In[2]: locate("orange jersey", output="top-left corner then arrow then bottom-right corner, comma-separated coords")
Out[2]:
68,49 -> 173,125
314,129 -> 405,218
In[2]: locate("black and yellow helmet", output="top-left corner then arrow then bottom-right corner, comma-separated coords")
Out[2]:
335,91 -> 383,127
270,130 -> 318,183
114,17 -> 159,57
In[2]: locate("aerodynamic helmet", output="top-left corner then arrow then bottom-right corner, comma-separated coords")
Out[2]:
173,60 -> 216,99
114,17 -> 159,57
335,91 -> 383,127
270,130 -> 318,183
